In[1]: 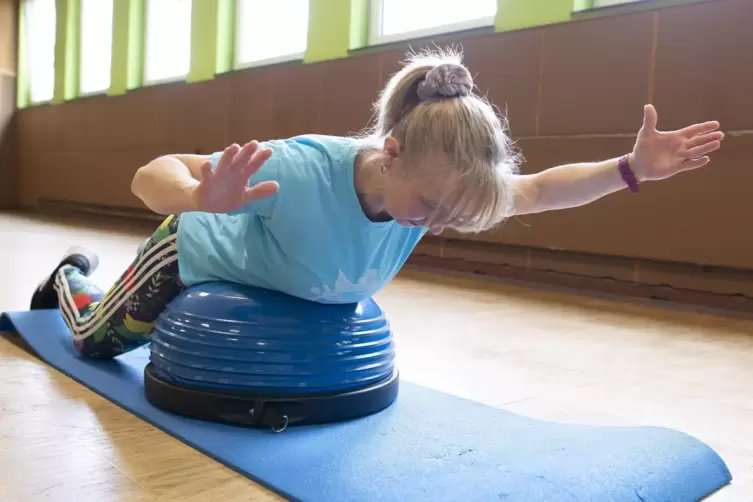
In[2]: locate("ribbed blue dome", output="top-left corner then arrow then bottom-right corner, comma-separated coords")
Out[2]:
148,281 -> 396,394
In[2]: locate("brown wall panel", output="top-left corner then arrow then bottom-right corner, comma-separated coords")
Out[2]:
17,147 -> 50,206
16,105 -> 38,158
47,98 -> 90,153
461,30 -> 542,137
318,52 -> 383,137
43,100 -> 76,152
69,151 -> 151,208
81,91 -> 163,152
538,11 -> 655,135
20,149 -> 158,209
377,49 -> 408,88
114,90 -> 167,151
653,0 -> 753,131
227,69 -> 273,147
268,62 -> 324,139
156,78 -> 231,154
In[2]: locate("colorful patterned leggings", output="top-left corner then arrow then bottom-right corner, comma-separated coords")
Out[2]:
53,215 -> 184,359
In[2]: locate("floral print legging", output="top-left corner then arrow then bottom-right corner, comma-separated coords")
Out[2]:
53,214 -> 185,359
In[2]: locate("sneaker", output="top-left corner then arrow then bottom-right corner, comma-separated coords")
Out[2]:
30,246 -> 100,310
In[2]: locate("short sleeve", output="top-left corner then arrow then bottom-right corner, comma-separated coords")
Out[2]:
206,147 -> 282,218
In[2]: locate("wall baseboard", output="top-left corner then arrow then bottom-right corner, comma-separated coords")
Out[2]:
407,240 -> 753,316
36,198 -> 165,222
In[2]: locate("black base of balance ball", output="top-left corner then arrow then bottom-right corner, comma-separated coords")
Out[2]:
143,363 -> 400,432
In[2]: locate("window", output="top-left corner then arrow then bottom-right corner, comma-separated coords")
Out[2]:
235,0 -> 309,68
369,0 -> 496,45
144,0 -> 192,84
23,0 -> 57,104
79,0 -> 114,95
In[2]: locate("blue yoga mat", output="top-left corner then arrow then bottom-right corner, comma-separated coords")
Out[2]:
1,309 -> 732,502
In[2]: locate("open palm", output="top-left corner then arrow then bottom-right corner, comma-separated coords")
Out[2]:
192,141 -> 279,214
631,105 -> 724,182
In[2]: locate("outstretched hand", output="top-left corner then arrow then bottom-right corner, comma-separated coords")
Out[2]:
631,104 -> 724,182
191,141 -> 279,214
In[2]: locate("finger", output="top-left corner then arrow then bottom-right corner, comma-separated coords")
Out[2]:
217,144 -> 240,172
677,120 -> 720,138
681,156 -> 710,171
684,140 -> 721,159
642,104 -> 658,131
243,148 -> 274,177
685,131 -> 724,148
243,181 -> 279,204
231,140 -> 260,172
199,160 -> 214,181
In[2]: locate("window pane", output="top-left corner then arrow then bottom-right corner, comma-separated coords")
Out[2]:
379,0 -> 496,38
144,0 -> 192,83
24,0 -> 56,103
236,0 -> 309,66
80,0 -> 114,94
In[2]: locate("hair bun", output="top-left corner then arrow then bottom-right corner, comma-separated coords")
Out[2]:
416,63 -> 473,101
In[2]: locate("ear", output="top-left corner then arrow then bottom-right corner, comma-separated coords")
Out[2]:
383,136 -> 401,159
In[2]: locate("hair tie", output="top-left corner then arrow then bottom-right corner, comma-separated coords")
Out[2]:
416,64 -> 473,101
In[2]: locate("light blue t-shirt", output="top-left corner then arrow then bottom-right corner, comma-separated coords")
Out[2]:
176,134 -> 427,304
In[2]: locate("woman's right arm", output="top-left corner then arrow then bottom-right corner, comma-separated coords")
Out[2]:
131,153 -> 208,215
132,141 -> 279,216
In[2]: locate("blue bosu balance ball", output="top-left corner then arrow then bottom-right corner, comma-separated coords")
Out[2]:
143,281 -> 399,432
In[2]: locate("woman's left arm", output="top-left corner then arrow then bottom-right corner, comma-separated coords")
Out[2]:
511,105 -> 724,216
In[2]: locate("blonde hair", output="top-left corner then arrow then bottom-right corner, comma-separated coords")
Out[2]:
362,47 -> 521,234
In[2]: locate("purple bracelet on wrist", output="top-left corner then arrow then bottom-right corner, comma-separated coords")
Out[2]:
618,155 -> 640,193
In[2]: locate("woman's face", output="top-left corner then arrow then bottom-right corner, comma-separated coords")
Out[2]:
381,160 -> 450,235
375,135 -> 455,235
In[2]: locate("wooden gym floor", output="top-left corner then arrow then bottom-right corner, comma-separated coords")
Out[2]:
1,210 -> 752,501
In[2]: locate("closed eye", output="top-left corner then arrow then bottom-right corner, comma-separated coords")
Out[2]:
420,197 -> 436,210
